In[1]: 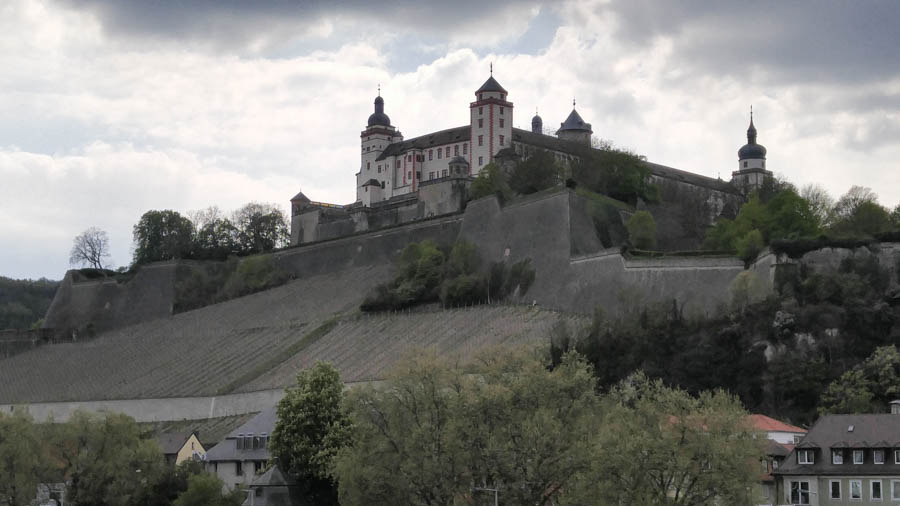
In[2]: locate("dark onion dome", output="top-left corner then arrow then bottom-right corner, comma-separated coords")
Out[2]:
476,76 -> 507,94
558,108 -> 592,133
531,112 -> 543,133
448,155 -> 469,165
738,117 -> 767,160
367,95 -> 391,127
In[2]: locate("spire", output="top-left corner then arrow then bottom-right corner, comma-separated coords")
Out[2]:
747,105 -> 757,144
490,62 -> 493,76
377,83 -> 381,96
573,98 -> 576,108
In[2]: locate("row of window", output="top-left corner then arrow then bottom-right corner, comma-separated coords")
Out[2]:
476,105 -> 506,115
797,448 -> 900,465
475,118 -> 505,129
233,459 -> 266,477
791,479 -> 900,504
428,144 -> 467,161
235,433 -> 268,451
475,135 -> 505,147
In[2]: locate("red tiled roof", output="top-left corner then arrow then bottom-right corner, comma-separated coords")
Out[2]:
747,414 -> 806,433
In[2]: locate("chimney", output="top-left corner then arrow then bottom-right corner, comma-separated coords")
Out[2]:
890,400 -> 900,415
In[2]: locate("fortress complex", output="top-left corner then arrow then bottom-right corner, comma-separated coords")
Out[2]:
289,72 -> 772,246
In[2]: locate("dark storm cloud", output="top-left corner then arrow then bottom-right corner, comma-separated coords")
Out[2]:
604,0 -> 900,86
54,0 -> 538,50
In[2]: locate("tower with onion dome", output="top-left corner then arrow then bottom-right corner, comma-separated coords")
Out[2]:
357,89 -> 403,203
731,107 -> 772,191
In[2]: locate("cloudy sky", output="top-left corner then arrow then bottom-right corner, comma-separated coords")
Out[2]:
2,0 -> 899,280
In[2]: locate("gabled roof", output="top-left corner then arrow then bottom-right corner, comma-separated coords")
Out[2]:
375,125 -> 470,161
205,407 -> 277,462
476,76 -> 507,93
747,414 -> 806,434
155,431 -> 197,455
776,414 -> 900,476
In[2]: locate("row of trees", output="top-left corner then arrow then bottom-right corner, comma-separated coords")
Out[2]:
271,354 -> 766,506
704,181 -> 900,261
0,410 -> 240,506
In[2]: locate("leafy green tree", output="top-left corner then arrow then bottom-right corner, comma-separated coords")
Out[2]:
270,362 -> 351,505
704,188 -> 819,252
0,276 -> 58,330
231,202 -> 290,254
0,409 -> 44,506
194,218 -> 240,260
562,372 -> 764,506
470,162 -> 512,201
507,149 -> 563,195
132,210 -> 195,265
53,411 -> 164,506
831,200 -> 893,238
135,460 -> 206,506
571,143 -> 654,204
172,472 -> 242,506
736,229 -> 765,262
626,210 -> 657,249
820,345 -> 900,414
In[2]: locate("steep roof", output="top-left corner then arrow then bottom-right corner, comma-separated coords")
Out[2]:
557,108 -> 592,132
747,414 -> 807,434
251,464 -> 298,487
375,125 -> 470,161
476,76 -> 507,93
155,431 -> 195,455
290,191 -> 310,203
205,407 -> 277,462
776,414 -> 900,476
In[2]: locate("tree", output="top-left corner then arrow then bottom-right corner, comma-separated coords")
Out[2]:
562,373 -> 764,506
832,185 -> 879,221
831,200 -> 893,238
52,411 -> 164,506
195,218 -> 240,260
69,227 -> 112,269
0,409 -> 44,506
132,210 -> 195,265
571,142 -> 654,205
469,162 -> 512,201
820,345 -> 900,414
335,349 -> 597,506
270,362 -> 351,505
800,183 -> 835,228
626,210 -> 657,249
172,472 -> 242,506
508,149 -> 563,195
232,202 -> 289,254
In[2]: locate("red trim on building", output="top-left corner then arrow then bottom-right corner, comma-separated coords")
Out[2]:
489,104 -> 494,163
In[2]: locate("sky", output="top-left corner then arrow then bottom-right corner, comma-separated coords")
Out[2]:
1,0 -> 899,280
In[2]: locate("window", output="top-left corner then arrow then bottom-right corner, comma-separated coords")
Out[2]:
429,149 -> 433,160
396,160 -> 401,168
478,156 -> 483,166
366,162 -> 370,170
407,155 -> 412,162
261,434 -> 267,449
463,143 -> 468,155
833,449 -> 844,464
478,135 -> 483,146
850,479 -> 862,500
872,480 -> 883,501
236,434 -> 244,450
254,461 -> 263,473
255,488 -> 263,497
761,459 -> 768,473
895,449 -> 900,464
366,146 -> 370,152
445,147 -> 450,157
479,93 -> 483,100
772,459 -> 779,469
235,461 -> 243,476
454,145 -> 459,156
429,172 -> 434,180
499,106 -> 504,115
499,119 -> 504,128
830,480 -> 841,499
854,449 -> 864,464
743,161 -> 748,168
875,449 -> 884,464
478,118 -> 484,128
892,480 -> 900,500
798,449 -> 814,464
479,107 -> 483,115
377,165 -> 381,173
791,481 -> 810,505
437,149 -> 442,159
442,169 -> 448,177
499,135 -> 505,146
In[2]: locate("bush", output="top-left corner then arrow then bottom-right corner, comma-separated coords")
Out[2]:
440,274 -> 487,306
220,255 -> 292,300
470,163 -> 512,201
626,211 -> 657,250
736,229 -> 765,263
729,271 -> 767,313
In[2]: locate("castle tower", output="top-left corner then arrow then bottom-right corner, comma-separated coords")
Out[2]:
556,100 -> 592,145
469,68 -> 513,175
531,109 -> 543,134
357,90 -> 402,203
731,108 -> 771,191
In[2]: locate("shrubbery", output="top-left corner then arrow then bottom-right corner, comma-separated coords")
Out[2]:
626,210 -> 657,250
174,255 -> 292,313
361,240 -> 535,311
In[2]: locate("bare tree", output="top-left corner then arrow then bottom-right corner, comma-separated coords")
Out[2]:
800,183 -> 836,227
69,227 -> 111,269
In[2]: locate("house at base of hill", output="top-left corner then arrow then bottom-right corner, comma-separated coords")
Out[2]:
205,407 -> 276,491
774,401 -> 900,506
156,431 -> 206,465
749,414 -> 808,506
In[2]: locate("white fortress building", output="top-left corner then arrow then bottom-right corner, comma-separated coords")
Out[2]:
289,72 -> 770,246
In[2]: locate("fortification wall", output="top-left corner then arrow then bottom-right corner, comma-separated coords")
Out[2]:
644,176 -> 743,251
42,263 -> 177,335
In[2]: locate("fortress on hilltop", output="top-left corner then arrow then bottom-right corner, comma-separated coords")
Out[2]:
289,71 -> 773,246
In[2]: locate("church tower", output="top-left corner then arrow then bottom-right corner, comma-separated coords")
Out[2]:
731,108 -> 771,192
469,68 -> 513,175
532,109 -> 543,134
357,91 -> 402,203
556,100 -> 592,145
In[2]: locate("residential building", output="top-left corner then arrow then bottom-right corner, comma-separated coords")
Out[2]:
774,403 -> 900,505
749,415 -> 808,506
205,407 -> 276,491
156,431 -> 206,465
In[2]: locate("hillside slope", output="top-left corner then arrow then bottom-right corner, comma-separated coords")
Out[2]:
0,265 -> 578,404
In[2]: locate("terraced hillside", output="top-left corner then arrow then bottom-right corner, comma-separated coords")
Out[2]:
239,305 -> 585,391
0,265 -> 583,404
